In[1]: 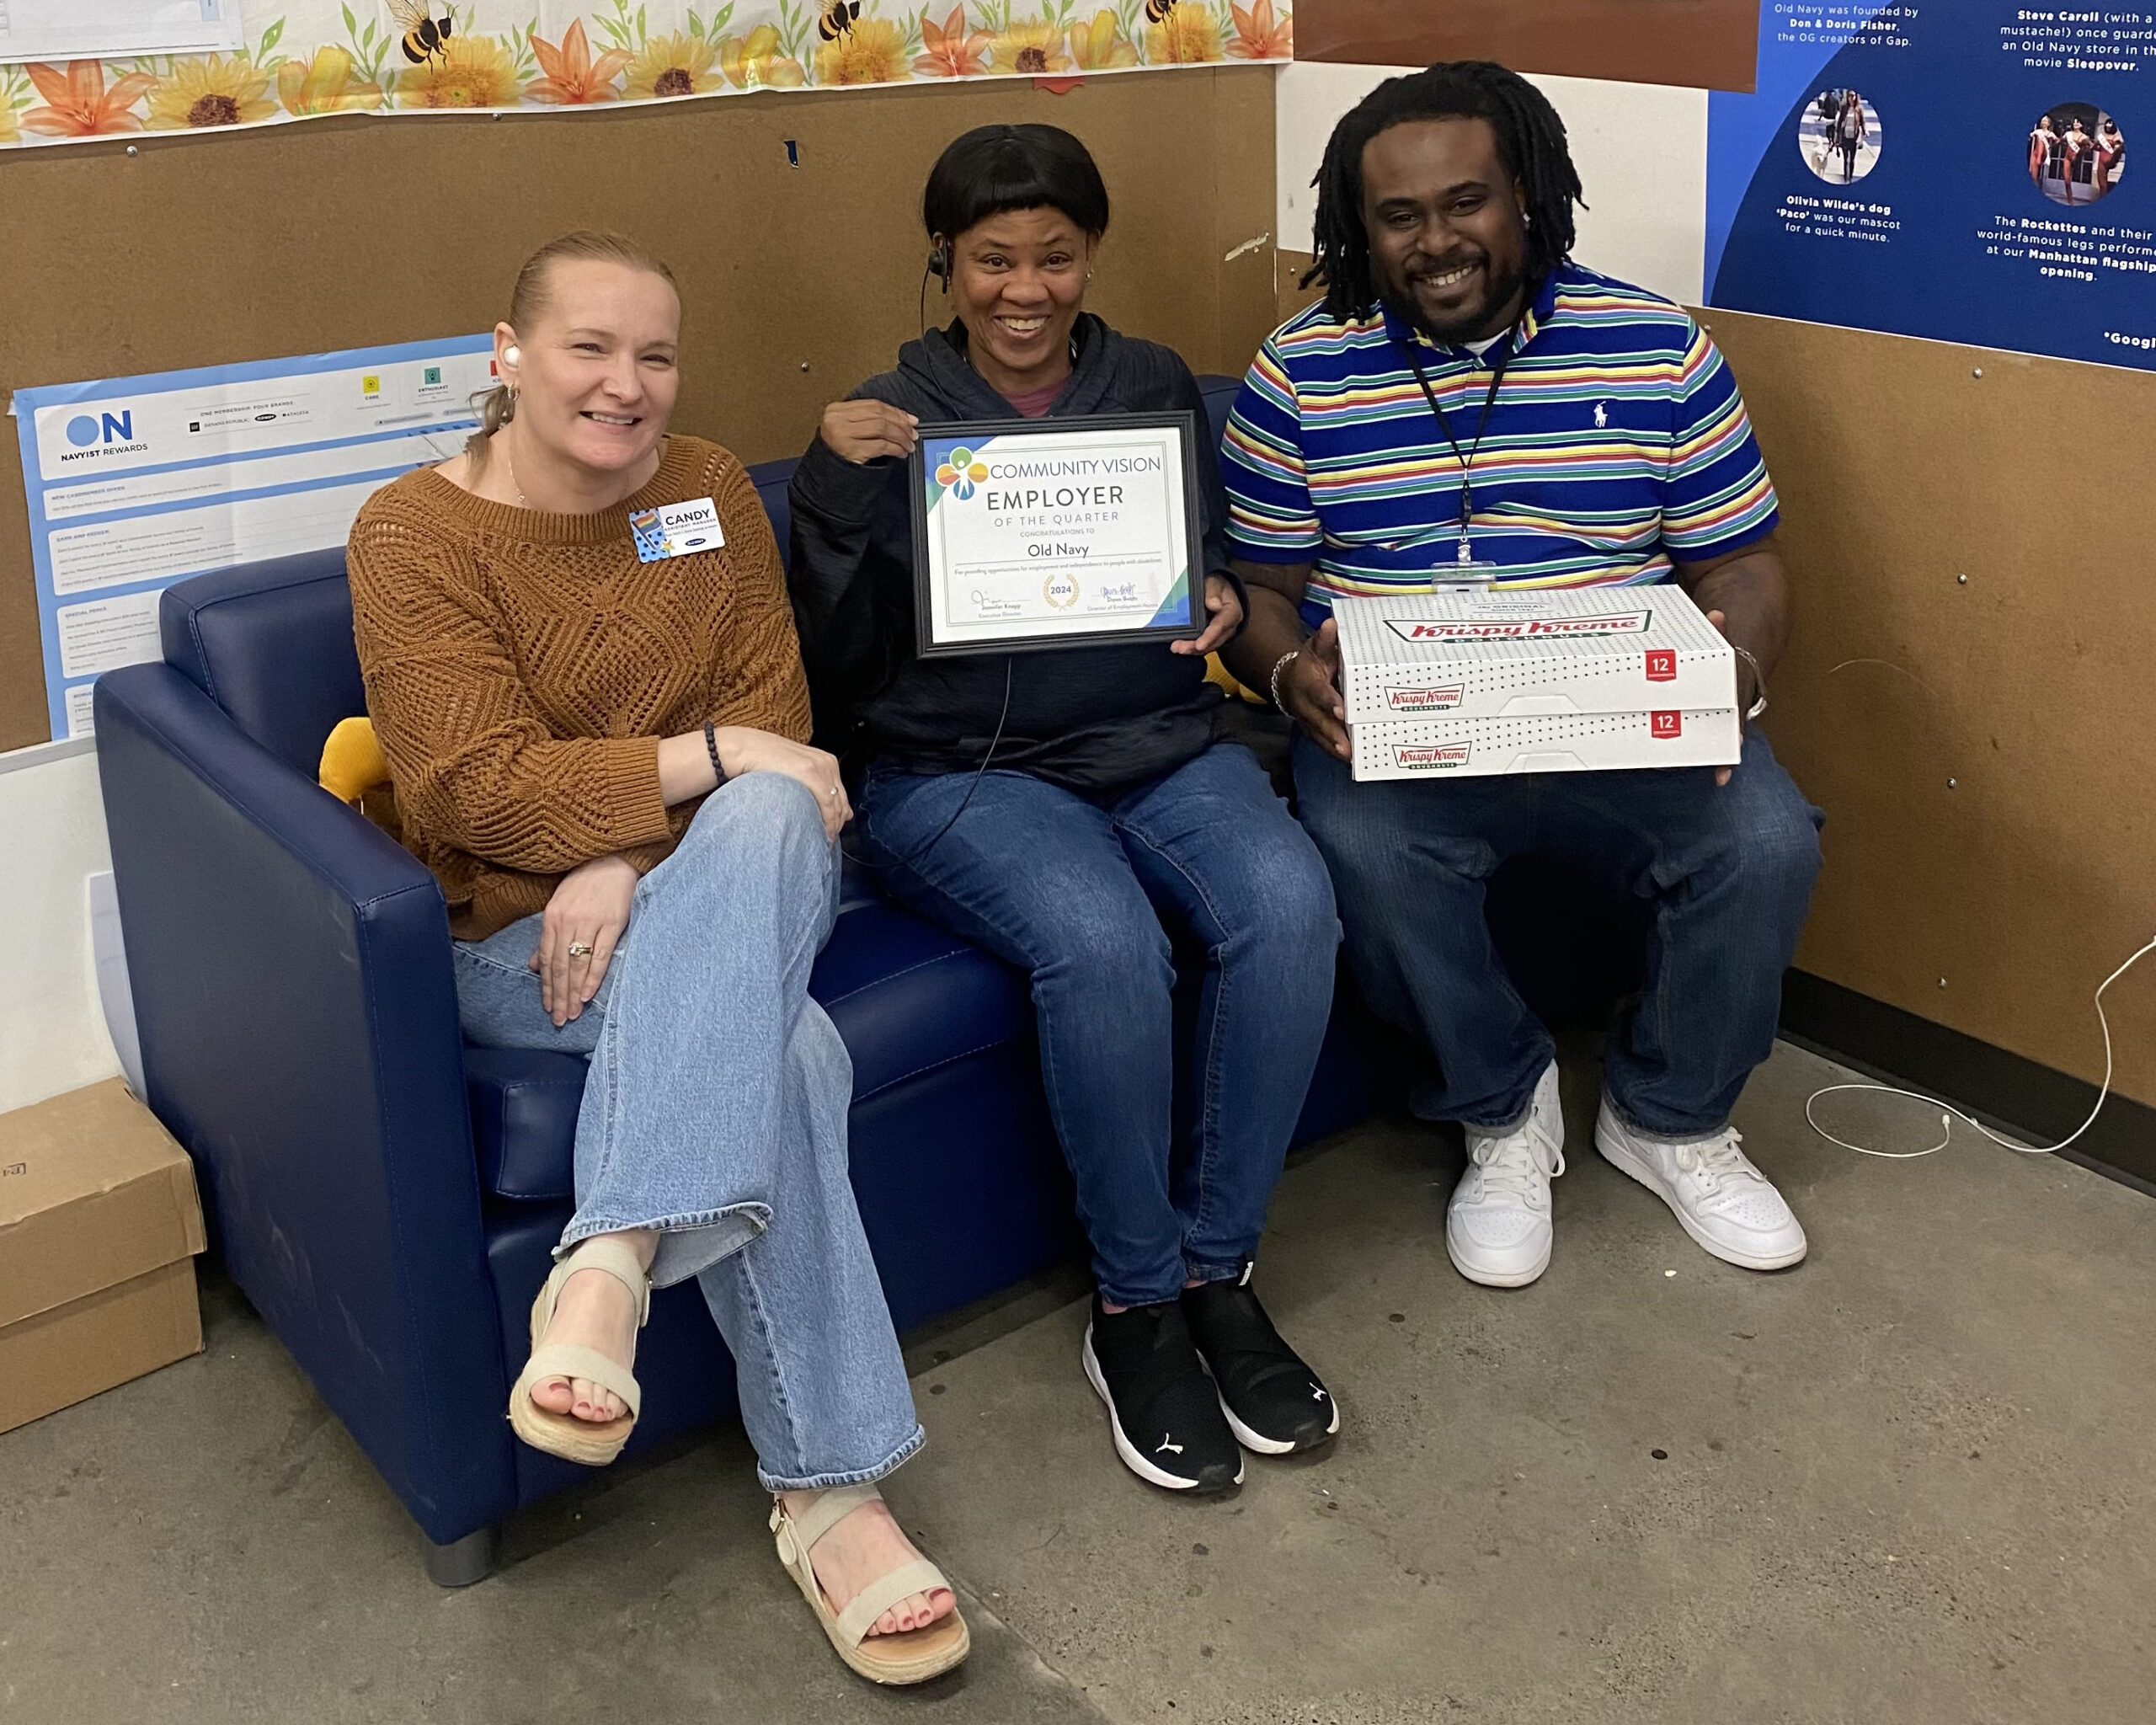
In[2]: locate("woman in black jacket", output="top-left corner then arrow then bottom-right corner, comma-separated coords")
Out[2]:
788,125 -> 1342,1497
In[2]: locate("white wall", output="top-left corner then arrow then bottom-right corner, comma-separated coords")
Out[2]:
1275,61 -> 1710,307
0,739 -> 120,1114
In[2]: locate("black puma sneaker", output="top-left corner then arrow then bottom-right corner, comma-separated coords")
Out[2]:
1182,1264 -> 1339,1455
1081,1295 -> 1244,1493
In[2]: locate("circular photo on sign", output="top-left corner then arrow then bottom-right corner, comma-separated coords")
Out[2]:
1799,88 -> 1882,184
2030,103 -> 2127,207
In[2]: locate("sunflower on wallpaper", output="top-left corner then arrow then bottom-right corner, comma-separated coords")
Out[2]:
0,1 -> 1294,148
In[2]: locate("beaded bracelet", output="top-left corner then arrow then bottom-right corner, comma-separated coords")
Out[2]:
705,720 -> 728,789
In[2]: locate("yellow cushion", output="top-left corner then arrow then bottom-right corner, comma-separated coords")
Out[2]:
318,716 -> 390,804
1204,653 -> 1267,706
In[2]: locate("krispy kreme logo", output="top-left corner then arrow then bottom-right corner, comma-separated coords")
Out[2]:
1393,742 -> 1471,771
1386,685 -> 1465,712
1383,610 -> 1652,643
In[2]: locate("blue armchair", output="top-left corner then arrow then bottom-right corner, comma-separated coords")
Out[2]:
93,379 -> 1385,1583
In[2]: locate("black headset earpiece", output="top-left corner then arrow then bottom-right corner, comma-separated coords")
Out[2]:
919,242 -> 952,339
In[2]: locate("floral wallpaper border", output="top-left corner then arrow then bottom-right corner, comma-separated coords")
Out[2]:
0,2 -> 1290,147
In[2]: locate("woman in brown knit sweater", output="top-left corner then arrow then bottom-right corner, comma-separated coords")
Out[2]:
347,232 -> 965,1685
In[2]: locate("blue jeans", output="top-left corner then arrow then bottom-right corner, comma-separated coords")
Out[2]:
452,772 -> 923,1493
860,742 -> 1342,1307
1294,730 -> 1823,1138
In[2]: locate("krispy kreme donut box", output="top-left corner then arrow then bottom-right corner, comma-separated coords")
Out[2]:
1331,585 -> 1742,782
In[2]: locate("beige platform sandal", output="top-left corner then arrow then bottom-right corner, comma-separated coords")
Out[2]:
771,1485 -> 971,1685
505,1236 -> 651,1467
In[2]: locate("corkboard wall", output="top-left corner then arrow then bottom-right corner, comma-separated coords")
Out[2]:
1700,310 -> 2156,1107
1290,0 -> 1761,92
0,67 -> 1280,754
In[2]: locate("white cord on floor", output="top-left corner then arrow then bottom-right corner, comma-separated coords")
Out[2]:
1804,933 -> 2156,1160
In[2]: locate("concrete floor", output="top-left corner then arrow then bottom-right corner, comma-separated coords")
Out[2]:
3,1039 -> 2151,1725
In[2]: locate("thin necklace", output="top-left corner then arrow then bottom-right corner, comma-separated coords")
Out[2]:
500,427 -> 661,513
503,430 -> 533,510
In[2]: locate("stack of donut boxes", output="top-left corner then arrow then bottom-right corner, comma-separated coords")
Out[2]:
1332,586 -> 1742,782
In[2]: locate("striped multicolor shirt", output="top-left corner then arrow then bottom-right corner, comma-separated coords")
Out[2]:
1223,264 -> 1780,618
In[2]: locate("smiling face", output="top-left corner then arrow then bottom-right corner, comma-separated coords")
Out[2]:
944,206 -> 1096,397
1360,117 -> 1530,345
497,258 -> 680,479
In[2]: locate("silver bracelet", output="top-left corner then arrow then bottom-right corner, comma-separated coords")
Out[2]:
1732,644 -> 1769,720
1267,649 -> 1302,712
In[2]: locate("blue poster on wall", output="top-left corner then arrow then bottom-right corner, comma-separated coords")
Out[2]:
13,336 -> 493,740
1706,3 -> 2151,371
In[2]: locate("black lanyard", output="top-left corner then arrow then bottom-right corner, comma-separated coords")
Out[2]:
1401,325 -> 1518,566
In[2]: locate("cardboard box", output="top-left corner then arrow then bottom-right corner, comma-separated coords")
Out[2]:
1332,586 -> 1742,782
0,1078 -> 205,1434
1350,708 -> 1744,782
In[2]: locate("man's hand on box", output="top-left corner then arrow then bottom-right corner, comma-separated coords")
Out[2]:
1285,617 -> 1353,761
1677,534 -> 1788,792
1705,606 -> 1746,788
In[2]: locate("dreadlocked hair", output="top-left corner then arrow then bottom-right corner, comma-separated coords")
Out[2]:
1304,61 -> 1584,321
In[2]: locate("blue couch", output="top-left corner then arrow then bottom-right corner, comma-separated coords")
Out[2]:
93,377 -> 1385,1584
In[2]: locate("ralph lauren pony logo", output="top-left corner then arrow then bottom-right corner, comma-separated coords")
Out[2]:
936,447 -> 990,499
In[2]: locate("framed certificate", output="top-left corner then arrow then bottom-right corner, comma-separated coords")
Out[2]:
909,412 -> 1206,658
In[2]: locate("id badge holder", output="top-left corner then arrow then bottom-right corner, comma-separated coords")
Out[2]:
1432,535 -> 1502,590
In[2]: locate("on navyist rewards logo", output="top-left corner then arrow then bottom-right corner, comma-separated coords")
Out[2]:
1394,742 -> 1472,771
60,408 -> 150,462
1384,610 -> 1651,644
1385,684 -> 1465,712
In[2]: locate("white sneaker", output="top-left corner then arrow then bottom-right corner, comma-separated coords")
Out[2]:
1594,1098 -> 1807,1271
1446,1061 -> 1566,1288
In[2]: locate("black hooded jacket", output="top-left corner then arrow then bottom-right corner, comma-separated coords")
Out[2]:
785,314 -> 1242,795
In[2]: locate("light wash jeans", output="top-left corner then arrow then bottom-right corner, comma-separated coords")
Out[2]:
453,772 -> 923,1493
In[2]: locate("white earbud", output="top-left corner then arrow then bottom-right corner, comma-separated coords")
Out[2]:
503,344 -> 521,368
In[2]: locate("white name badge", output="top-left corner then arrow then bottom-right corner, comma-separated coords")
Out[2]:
630,497 -> 727,563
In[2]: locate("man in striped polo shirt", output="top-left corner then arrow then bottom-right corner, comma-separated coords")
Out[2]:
1221,63 -> 1823,1289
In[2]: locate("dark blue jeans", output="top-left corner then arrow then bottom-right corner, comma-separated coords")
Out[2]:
861,742 -> 1342,1306
1294,730 -> 1823,1138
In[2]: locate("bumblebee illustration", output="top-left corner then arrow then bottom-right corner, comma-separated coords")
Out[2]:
390,1 -> 454,66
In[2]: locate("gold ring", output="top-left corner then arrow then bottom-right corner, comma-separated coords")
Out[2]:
566,942 -> 592,959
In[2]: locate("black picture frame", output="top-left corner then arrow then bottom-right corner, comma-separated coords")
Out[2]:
906,409 -> 1207,660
